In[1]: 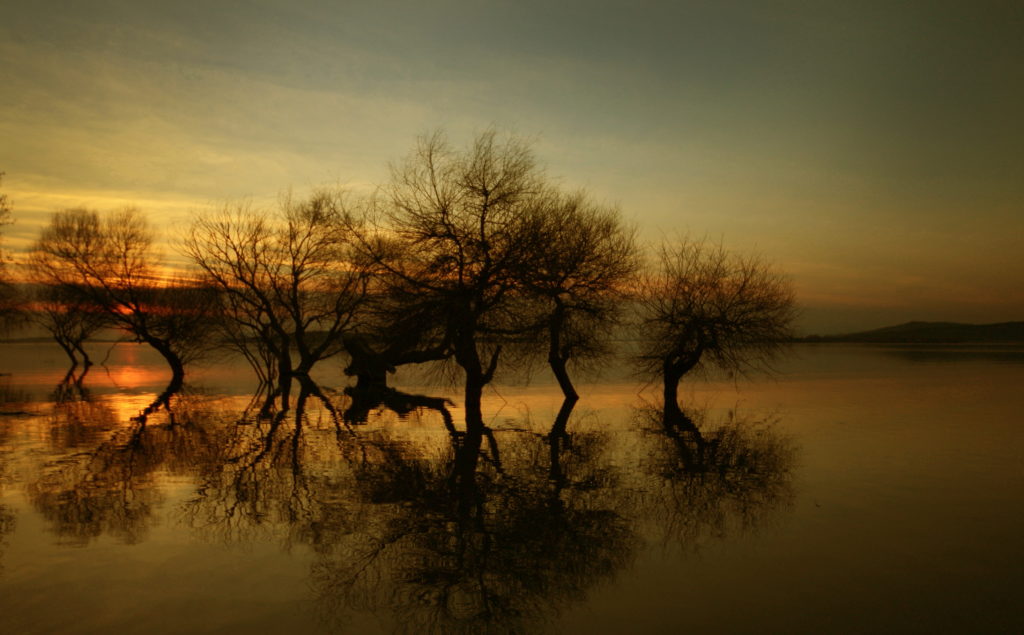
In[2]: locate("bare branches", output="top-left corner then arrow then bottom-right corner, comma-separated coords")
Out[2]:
521,189 -> 640,398
28,207 -> 216,396
182,189 -> 370,383
636,237 -> 796,412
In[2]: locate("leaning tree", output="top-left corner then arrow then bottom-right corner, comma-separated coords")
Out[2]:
522,188 -> 639,403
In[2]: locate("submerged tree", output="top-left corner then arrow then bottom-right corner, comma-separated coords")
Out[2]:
354,130 -> 546,430
29,207 -> 216,406
183,190 -> 369,390
522,189 -> 639,401
22,279 -> 108,369
636,238 -> 796,419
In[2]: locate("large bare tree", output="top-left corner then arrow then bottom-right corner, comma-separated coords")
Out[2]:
636,238 -> 796,420
182,190 -> 369,390
355,130 -> 545,432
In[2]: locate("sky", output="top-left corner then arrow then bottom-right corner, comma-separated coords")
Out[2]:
2,0 -> 1022,334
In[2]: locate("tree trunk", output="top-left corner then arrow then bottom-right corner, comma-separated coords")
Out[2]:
662,347 -> 702,426
549,396 -> 577,438
74,341 -> 93,368
453,316 -> 488,435
663,365 -> 684,424
463,368 -> 485,434
547,300 -> 579,401
144,337 -> 185,408
550,358 -> 578,402
56,337 -> 78,369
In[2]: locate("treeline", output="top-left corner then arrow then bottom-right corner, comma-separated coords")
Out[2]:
0,131 -> 796,427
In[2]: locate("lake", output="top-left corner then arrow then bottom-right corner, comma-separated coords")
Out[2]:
1,341 -> 1022,633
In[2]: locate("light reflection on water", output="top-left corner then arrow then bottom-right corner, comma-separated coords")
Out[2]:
1,342 -> 1022,633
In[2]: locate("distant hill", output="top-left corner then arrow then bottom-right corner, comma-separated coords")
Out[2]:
799,321 -> 1024,344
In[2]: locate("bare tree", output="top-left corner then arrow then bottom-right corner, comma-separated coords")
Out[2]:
522,189 -> 639,401
355,130 -> 545,431
182,190 -> 369,390
29,207 -> 216,405
636,238 -> 796,419
22,279 -> 108,369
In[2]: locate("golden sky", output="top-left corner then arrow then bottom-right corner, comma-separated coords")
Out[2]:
2,1 -> 1022,333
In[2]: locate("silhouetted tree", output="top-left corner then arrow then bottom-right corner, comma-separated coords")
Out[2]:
22,275 -> 108,369
636,238 -> 796,420
183,190 -> 369,391
29,207 -> 216,408
354,130 -> 545,431
522,189 -> 639,401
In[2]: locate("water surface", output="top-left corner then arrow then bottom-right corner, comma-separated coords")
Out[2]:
1,342 -> 1021,633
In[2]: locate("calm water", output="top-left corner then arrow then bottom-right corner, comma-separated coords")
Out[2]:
1,342 -> 1022,633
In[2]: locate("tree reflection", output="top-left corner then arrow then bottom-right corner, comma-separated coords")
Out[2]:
12,371 -> 796,631
0,440 -> 12,577
28,390 -> 223,546
183,378 -> 359,545
635,404 -> 796,545
308,424 -> 637,634
47,369 -> 118,451
343,384 -> 457,435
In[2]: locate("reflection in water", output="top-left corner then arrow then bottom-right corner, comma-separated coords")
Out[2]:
637,405 -> 795,546
0,432 -> 12,576
7,370 -> 795,632
343,385 -> 457,436
308,423 -> 637,634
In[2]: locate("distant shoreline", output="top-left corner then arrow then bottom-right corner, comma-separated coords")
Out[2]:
794,321 -> 1024,345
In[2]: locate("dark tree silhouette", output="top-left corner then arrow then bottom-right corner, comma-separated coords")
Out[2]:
29,207 -> 217,409
22,278 -> 108,369
353,130 -> 545,432
522,189 -> 639,401
183,190 -> 369,392
636,238 -> 796,420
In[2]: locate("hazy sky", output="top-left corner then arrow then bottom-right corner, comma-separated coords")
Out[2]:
2,0 -> 1022,333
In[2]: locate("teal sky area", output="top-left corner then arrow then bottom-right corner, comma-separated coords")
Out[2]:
2,0 -> 1022,334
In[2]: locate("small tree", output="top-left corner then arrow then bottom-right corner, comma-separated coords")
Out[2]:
23,280 -> 109,369
636,238 -> 796,420
30,207 -> 216,404
523,189 -> 639,401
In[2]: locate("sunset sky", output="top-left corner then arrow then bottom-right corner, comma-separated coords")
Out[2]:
2,1 -> 1022,334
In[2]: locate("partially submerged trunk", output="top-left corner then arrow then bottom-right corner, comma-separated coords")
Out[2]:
662,345 -> 703,426
55,337 -> 78,369
342,332 -> 450,390
137,336 -> 186,417
547,299 -> 579,401
549,396 -> 577,438
453,326 -> 499,436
